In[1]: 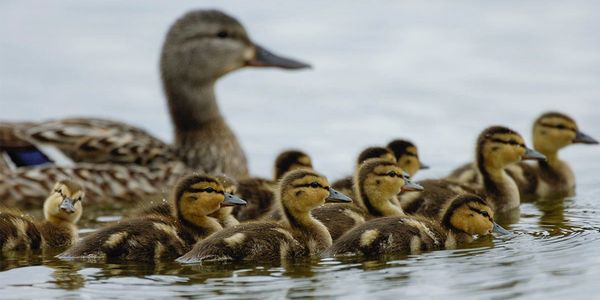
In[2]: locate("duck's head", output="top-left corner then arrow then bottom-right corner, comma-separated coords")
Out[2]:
387,139 -> 429,176
161,10 -> 310,86
280,169 -> 351,215
273,150 -> 313,180
174,173 -> 246,225
211,174 -> 239,215
442,194 -> 510,236
356,147 -> 396,166
533,112 -> 598,154
356,158 -> 424,204
477,126 -> 546,170
44,180 -> 84,224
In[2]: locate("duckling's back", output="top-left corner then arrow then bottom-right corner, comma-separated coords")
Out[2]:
0,210 -> 42,252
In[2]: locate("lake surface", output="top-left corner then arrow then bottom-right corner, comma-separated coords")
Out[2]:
1,1 -> 599,299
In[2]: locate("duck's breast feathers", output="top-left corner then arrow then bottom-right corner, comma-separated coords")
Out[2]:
13,118 -> 176,166
59,217 -> 193,261
177,222 -> 299,263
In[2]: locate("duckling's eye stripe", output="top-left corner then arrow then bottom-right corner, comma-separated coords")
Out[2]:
293,183 -> 326,189
469,207 -> 492,220
489,138 -> 525,148
539,122 -> 576,132
187,188 -> 224,194
374,172 -> 402,177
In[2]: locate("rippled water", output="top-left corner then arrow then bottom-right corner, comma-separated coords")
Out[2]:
1,1 -> 599,299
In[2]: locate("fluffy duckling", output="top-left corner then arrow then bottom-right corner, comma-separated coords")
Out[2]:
235,150 -> 313,221
176,169 -> 351,263
404,126 -> 545,214
1,180 -> 84,252
325,194 -> 509,257
387,139 -> 429,177
331,146 -> 396,199
313,158 -> 423,240
59,174 -> 246,261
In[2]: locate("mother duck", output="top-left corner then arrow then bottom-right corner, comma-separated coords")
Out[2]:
0,10 -> 309,205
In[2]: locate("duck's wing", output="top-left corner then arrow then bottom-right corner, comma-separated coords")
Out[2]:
1,118 -> 176,166
0,161 -> 187,208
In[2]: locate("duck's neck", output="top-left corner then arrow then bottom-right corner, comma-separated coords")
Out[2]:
444,230 -> 473,249
359,185 -> 404,217
166,80 -> 222,133
477,156 -> 519,211
208,207 -> 239,228
283,204 -> 332,248
179,212 -> 223,238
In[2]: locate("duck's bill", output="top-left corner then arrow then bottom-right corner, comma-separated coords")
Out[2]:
59,198 -> 76,214
247,45 -> 311,69
522,148 -> 547,161
326,187 -> 352,203
419,162 -> 430,170
492,222 -> 512,236
222,193 -> 247,206
401,180 -> 424,192
573,131 -> 598,144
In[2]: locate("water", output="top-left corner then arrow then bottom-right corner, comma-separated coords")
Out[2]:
1,1 -> 599,299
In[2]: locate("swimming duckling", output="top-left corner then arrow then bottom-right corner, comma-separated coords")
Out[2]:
176,169 -> 351,263
1,180 -> 84,252
325,194 -> 508,257
403,126 -> 545,214
313,158 -> 423,240
59,174 -> 246,261
235,150 -> 313,221
331,146 -> 396,199
387,139 -> 429,177
135,174 -> 241,228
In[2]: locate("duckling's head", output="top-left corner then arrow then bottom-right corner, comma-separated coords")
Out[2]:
279,169 -> 351,215
161,10 -> 309,86
386,139 -> 429,176
44,180 -> 84,224
356,147 -> 396,166
174,173 -> 246,226
356,158 -> 423,205
477,126 -> 546,171
441,195 -> 499,236
214,174 -> 238,195
273,150 -> 313,180
533,112 -> 598,154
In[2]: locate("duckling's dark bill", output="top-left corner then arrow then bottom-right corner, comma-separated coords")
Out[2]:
573,131 -> 598,144
247,45 -> 311,69
419,163 -> 430,170
401,180 -> 424,192
522,148 -> 547,161
492,223 -> 512,236
59,198 -> 76,213
222,193 -> 247,206
326,187 -> 352,203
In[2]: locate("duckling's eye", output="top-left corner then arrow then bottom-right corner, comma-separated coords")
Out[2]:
310,182 -> 321,188
216,31 -> 229,39
481,211 -> 490,218
387,171 -> 398,177
205,187 -> 215,193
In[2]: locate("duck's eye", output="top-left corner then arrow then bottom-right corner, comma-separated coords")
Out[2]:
387,171 -> 398,177
205,187 -> 215,193
481,211 -> 490,218
556,124 -> 567,130
216,31 -> 229,39
310,182 -> 321,188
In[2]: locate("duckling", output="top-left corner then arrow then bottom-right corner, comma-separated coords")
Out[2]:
135,174 -> 241,228
58,174 -> 246,261
1,180 -> 84,252
331,146 -> 396,199
235,150 -> 313,221
386,139 -> 429,177
325,194 -> 509,257
312,158 -> 423,240
176,169 -> 351,263
402,126 -> 545,214
0,9 -> 310,205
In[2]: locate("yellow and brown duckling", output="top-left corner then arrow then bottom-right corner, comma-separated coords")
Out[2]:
325,194 -> 509,258
234,149 -> 313,221
59,174 -> 246,262
176,169 -> 351,263
1,180 -> 84,252
406,126 -> 546,215
387,139 -> 429,177
331,146 -> 396,199
313,158 -> 423,240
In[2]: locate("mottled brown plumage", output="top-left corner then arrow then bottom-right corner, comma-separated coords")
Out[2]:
59,173 -> 246,262
176,169 -> 351,263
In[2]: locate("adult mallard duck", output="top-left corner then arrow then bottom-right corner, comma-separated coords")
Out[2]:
0,10 -> 309,205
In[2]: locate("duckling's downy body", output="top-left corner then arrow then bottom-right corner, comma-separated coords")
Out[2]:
59,174 -> 246,261
401,126 -> 545,215
450,113 -> 597,198
236,150 -> 313,221
176,169 -> 351,263
0,180 -> 84,252
0,9 -> 309,205
325,195 -> 505,257
314,159 -> 423,240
